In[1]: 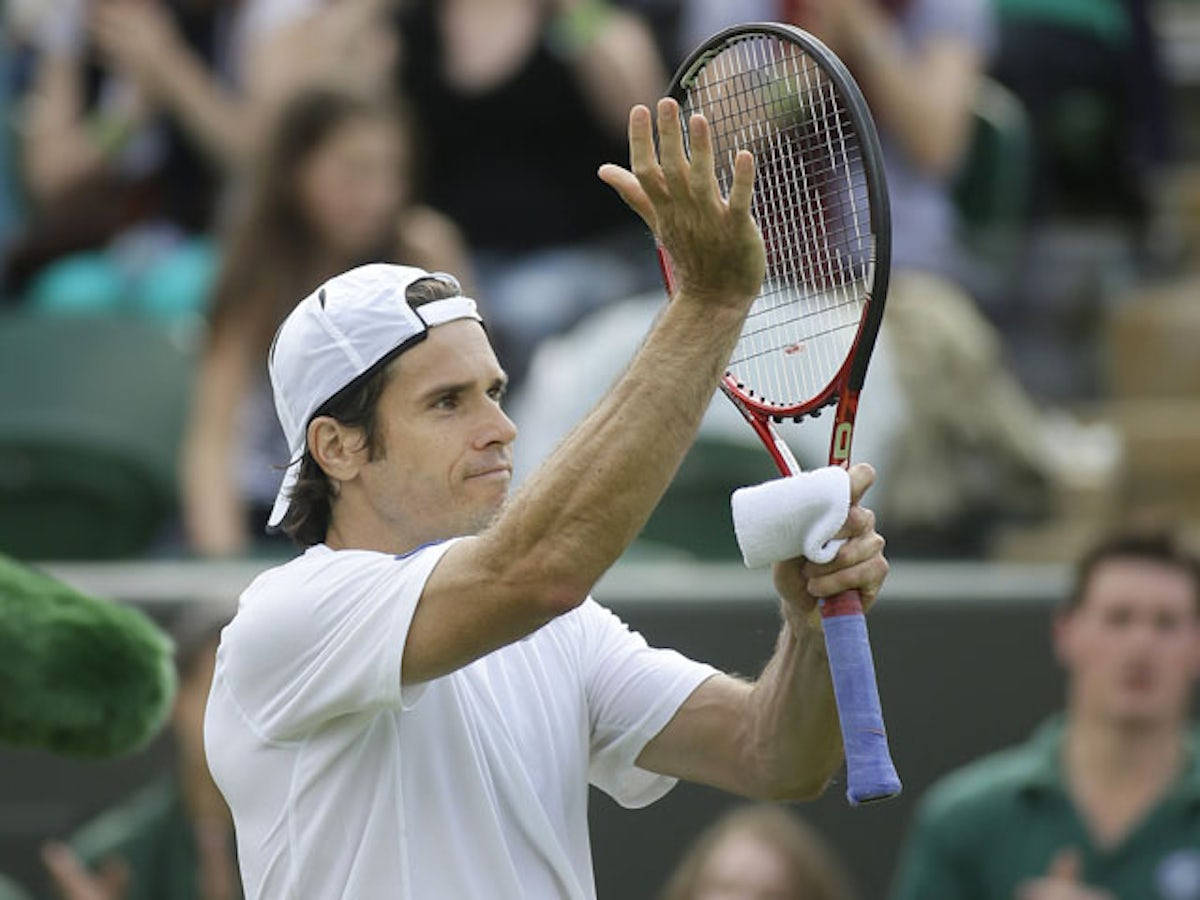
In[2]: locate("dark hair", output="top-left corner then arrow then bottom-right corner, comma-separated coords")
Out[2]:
1067,527 -> 1200,612
208,88 -> 408,356
660,805 -> 853,900
279,276 -> 463,547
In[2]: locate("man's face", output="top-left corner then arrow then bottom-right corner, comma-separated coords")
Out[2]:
355,320 -> 516,544
1056,557 -> 1200,730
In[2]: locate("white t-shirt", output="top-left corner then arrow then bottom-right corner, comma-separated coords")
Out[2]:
204,541 -> 718,899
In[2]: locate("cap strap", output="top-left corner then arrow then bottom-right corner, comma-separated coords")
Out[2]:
416,296 -> 482,328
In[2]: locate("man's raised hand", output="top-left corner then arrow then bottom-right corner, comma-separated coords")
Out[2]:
598,99 -> 766,310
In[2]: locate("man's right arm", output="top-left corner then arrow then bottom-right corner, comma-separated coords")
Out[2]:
402,99 -> 766,684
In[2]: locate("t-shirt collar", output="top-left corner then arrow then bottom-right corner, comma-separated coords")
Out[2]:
1017,715 -> 1200,807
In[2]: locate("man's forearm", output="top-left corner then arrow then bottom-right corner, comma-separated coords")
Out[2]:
745,613 -> 842,800
480,294 -> 749,608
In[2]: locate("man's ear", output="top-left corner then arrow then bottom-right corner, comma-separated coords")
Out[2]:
308,416 -> 369,484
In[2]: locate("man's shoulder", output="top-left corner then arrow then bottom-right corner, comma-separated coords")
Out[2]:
918,725 -> 1059,829
224,542 -> 458,649
244,541 -> 453,601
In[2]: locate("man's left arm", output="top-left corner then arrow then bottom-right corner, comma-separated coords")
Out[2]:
635,464 -> 887,801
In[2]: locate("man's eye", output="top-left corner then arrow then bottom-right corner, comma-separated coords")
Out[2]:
488,387 -> 507,403
434,395 -> 458,410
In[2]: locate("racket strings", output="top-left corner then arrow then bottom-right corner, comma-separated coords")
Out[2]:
681,33 -> 875,410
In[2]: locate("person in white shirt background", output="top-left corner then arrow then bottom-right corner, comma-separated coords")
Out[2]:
204,97 -> 889,899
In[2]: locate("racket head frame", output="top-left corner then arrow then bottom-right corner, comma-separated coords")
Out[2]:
663,22 -> 892,470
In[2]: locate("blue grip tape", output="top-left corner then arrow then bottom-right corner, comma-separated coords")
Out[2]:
820,611 -> 902,804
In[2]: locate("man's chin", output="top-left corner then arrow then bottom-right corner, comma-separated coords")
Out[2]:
460,497 -> 507,536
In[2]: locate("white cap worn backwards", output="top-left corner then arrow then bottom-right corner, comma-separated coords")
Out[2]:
266,263 -> 483,529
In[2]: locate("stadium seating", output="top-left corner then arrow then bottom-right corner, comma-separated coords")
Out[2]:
0,315 -> 196,559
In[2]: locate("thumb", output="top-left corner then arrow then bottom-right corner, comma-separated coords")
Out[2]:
847,462 -> 876,506
1048,848 -> 1082,882
597,164 -> 658,234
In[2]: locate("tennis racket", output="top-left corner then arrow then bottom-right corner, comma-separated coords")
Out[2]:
661,23 -> 900,804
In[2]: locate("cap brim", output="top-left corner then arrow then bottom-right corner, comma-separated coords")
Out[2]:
266,458 -> 301,530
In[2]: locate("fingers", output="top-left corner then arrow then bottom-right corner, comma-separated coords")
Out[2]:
808,527 -> 885,578
728,150 -> 755,217
657,99 -> 689,193
804,523 -> 887,603
686,113 -> 718,203
806,549 -> 888,604
622,100 -> 746,212
848,462 -> 876,505
833,504 -> 875,541
597,164 -> 657,232
627,105 -> 667,205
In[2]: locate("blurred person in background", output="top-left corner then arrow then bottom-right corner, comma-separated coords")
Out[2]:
39,608 -> 240,900
180,88 -> 471,558
985,0 -> 1174,399
891,528 -> 1200,900
990,0 -> 1169,230
395,0 -> 668,387
4,0 -> 396,318
678,0 -> 1118,553
661,804 -> 855,900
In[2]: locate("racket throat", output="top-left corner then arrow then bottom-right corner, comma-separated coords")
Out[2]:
720,379 -> 800,476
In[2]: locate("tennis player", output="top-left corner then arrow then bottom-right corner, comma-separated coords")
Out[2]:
204,99 -> 889,899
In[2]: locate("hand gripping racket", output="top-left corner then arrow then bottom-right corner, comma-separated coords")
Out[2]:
660,23 -> 900,804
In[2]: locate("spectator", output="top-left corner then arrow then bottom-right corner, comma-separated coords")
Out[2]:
891,528 -> 1200,900
180,88 -> 470,557
396,0 -> 668,386
990,0 -> 1169,226
40,608 -> 240,900
5,0 -> 396,317
661,804 -> 855,900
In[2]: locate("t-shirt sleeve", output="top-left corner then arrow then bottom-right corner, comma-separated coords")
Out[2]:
217,541 -> 457,742
578,600 -> 718,809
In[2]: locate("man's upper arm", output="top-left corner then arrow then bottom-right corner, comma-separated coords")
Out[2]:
223,547 -> 444,739
401,536 -> 565,685
634,672 -> 759,797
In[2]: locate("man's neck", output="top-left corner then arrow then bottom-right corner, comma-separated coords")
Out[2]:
1062,712 -> 1186,847
325,497 -> 426,556
325,513 -> 457,558
1065,713 -> 1185,781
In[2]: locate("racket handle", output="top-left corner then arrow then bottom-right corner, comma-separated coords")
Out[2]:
819,590 -> 901,804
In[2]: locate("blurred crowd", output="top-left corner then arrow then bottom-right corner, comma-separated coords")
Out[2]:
0,0 -> 1196,563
